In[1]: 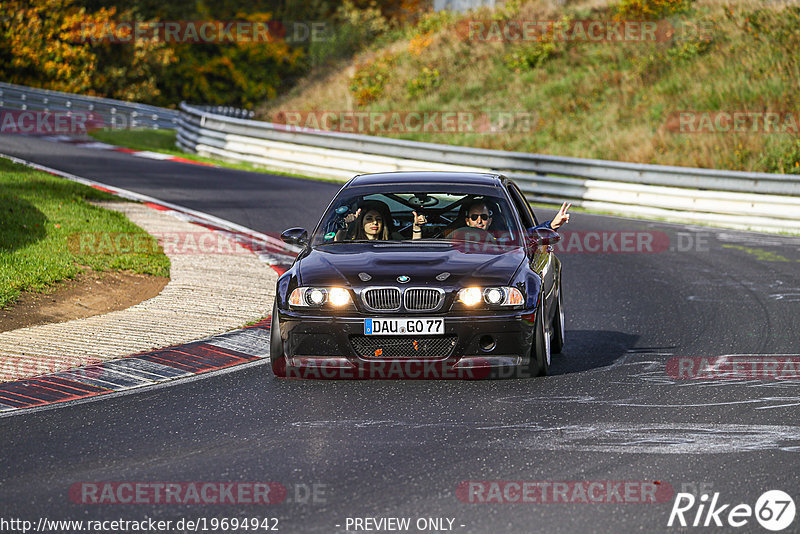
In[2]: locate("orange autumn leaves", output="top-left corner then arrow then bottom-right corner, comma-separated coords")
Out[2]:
0,0 -> 301,108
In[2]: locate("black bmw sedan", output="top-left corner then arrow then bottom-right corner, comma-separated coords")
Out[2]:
271,171 -> 564,379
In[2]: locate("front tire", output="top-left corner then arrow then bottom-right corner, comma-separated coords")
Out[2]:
270,299 -> 288,378
519,300 -> 551,378
532,302 -> 551,376
550,281 -> 565,354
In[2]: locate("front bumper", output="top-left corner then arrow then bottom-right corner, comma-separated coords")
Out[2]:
275,310 -> 537,379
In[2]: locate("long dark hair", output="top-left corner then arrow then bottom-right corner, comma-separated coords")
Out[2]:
353,200 -> 392,240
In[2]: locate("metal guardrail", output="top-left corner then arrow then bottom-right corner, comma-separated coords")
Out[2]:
0,82 -> 178,130
193,105 -> 255,120
178,102 -> 800,234
1,82 -> 796,233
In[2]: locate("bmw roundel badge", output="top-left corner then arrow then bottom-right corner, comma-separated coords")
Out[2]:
397,275 -> 411,284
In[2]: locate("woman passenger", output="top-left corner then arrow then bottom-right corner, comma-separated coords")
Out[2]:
337,200 -> 403,241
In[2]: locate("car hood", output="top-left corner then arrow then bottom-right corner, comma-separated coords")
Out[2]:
298,244 -> 526,287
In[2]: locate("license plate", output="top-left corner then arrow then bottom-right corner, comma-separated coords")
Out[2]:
364,318 -> 444,335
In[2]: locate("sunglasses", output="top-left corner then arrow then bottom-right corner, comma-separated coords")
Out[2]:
469,213 -> 491,222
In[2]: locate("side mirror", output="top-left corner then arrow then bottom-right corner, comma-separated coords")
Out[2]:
527,226 -> 561,248
280,227 -> 308,246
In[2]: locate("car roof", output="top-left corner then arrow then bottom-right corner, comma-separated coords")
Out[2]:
348,171 -> 505,187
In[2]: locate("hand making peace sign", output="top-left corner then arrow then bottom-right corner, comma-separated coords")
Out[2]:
550,202 -> 572,230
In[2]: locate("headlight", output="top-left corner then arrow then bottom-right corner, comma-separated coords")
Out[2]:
290,287 -> 324,306
484,287 -> 505,305
289,287 -> 351,307
307,288 -> 326,305
458,286 -> 524,307
457,287 -> 483,306
328,287 -> 351,307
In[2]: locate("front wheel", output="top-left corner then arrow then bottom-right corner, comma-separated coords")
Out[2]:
519,301 -> 551,378
270,299 -> 288,378
550,282 -> 565,354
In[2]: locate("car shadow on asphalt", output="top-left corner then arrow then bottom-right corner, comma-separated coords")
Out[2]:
548,329 -> 648,375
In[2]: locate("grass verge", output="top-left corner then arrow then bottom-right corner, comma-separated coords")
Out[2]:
258,0 -> 800,175
0,158 -> 170,308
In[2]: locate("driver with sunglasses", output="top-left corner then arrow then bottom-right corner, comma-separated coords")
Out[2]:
464,199 -> 571,232
465,201 -> 493,231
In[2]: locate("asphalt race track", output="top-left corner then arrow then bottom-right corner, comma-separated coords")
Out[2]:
1,134 -> 800,533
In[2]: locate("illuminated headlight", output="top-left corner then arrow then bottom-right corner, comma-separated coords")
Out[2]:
308,288 -> 326,305
458,286 -> 524,307
289,287 -> 351,307
457,287 -> 483,306
289,287 -> 326,307
328,287 -> 351,307
484,287 -> 505,305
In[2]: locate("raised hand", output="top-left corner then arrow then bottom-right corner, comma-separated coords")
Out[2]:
550,201 -> 572,230
411,211 -> 427,240
344,208 -> 361,224
412,210 -> 427,229
551,201 -> 571,229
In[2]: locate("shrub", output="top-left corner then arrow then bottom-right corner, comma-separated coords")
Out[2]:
307,1 -> 389,67
737,6 -> 800,71
615,0 -> 693,20
414,9 -> 455,36
501,16 -> 569,72
504,42 -> 557,72
349,54 -> 395,106
405,66 -> 440,99
666,35 -> 712,61
0,0 -> 174,101
768,139 -> 800,175
408,32 -> 433,56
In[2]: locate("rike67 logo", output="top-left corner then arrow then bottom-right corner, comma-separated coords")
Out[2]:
668,490 -> 796,531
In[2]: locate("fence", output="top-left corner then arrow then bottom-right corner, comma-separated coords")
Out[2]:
1,82 -> 796,234
0,82 -> 178,130
176,102 -> 800,234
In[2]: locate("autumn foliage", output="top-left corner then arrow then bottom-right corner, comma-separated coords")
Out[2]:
0,0 -> 303,107
1,0 -> 425,109
0,0 -> 174,102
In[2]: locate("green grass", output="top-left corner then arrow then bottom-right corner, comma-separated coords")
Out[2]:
91,128 -> 179,153
89,129 -> 218,164
0,158 -> 170,308
258,0 -> 800,174
243,316 -> 270,327
88,129 -> 345,184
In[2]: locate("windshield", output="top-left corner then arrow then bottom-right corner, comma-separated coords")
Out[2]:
311,189 -> 521,248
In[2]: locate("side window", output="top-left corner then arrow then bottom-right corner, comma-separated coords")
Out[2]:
507,182 -> 538,228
